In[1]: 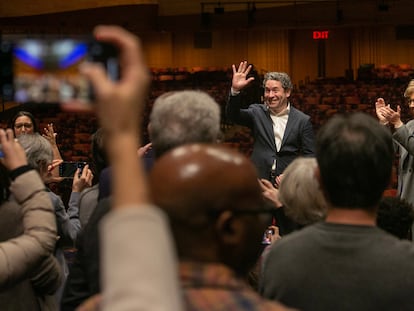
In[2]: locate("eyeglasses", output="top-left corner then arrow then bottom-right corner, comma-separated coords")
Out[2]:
168,205 -> 276,229
14,123 -> 33,129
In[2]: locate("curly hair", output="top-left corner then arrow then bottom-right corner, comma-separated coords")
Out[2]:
377,196 -> 414,240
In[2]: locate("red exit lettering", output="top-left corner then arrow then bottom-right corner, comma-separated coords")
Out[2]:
313,31 -> 329,39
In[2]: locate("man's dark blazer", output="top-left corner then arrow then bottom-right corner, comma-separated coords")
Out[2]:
227,94 -> 315,179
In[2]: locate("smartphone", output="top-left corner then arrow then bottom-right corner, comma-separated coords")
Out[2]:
261,228 -> 274,245
0,36 -> 119,105
59,161 -> 87,178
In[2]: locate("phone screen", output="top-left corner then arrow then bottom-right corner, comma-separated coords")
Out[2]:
0,37 -> 118,105
59,161 -> 87,178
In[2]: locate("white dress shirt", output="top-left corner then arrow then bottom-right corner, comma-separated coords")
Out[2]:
269,104 -> 290,151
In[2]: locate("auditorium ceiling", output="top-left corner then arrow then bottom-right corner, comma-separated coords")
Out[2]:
0,0 -> 410,30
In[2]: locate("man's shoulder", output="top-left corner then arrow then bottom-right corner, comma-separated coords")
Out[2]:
80,184 -> 99,200
289,105 -> 311,119
385,236 -> 414,259
47,189 -> 63,205
406,119 -> 414,129
180,261 -> 294,311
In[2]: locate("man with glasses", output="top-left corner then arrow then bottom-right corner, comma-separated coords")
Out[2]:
375,79 -> 414,239
148,143 -> 292,311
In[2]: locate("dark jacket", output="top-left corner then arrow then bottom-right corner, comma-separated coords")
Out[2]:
227,94 -> 315,179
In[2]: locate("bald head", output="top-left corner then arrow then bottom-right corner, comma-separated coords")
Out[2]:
149,143 -> 266,274
150,144 -> 261,221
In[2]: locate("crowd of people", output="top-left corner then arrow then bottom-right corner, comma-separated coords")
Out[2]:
1,25 -> 414,311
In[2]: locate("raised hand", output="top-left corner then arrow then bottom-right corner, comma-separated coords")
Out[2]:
72,164 -> 93,192
137,142 -> 152,157
259,178 -> 282,208
81,25 -> 151,135
231,61 -> 255,92
0,129 -> 27,171
42,123 -> 58,147
375,97 -> 389,124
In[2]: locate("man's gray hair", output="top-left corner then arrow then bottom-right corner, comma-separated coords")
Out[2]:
18,133 -> 53,172
263,72 -> 293,91
149,90 -> 221,158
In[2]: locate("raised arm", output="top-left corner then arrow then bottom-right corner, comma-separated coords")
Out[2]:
231,60 -> 255,93
0,129 -> 58,289
80,25 -> 183,311
226,61 -> 256,126
375,97 -> 414,154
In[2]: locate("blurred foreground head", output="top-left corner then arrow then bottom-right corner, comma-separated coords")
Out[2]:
316,112 -> 393,209
149,143 -> 266,275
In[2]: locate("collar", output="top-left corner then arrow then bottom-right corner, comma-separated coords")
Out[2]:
179,261 -> 247,290
269,103 -> 290,116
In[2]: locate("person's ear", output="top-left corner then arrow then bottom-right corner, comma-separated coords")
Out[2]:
215,210 -> 243,245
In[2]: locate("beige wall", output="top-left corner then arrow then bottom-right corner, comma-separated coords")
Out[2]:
139,25 -> 413,85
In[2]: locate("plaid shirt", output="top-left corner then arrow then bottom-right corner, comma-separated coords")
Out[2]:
180,261 -> 293,311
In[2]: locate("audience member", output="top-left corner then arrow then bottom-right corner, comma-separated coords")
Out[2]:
79,128 -> 109,227
18,133 -> 93,303
260,112 -> 414,310
77,25 -> 183,311
62,89 -> 221,309
226,61 -> 315,183
10,111 -> 39,135
375,79 -> 414,238
148,143 -> 293,311
149,90 -> 221,157
0,128 -> 61,310
250,157 -> 326,290
10,110 -> 63,182
377,196 -> 414,240
260,157 -> 327,231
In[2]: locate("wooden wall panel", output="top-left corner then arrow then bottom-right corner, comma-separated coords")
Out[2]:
325,29 -> 351,78
247,29 -> 290,74
290,30 -> 319,83
138,25 -> 414,85
141,32 -> 173,69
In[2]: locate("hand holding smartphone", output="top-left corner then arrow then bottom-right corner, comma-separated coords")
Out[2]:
59,161 -> 87,178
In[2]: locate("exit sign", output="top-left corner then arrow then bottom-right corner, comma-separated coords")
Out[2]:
313,31 -> 329,39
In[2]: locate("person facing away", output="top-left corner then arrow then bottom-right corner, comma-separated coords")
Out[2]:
249,157 -> 327,290
17,133 -> 93,304
79,128 -> 110,227
259,157 -> 327,234
148,143 -> 294,311
0,128 -> 61,311
69,25 -> 183,311
260,112 -> 414,311
61,89 -> 222,310
375,79 -> 414,238
226,61 -> 315,184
